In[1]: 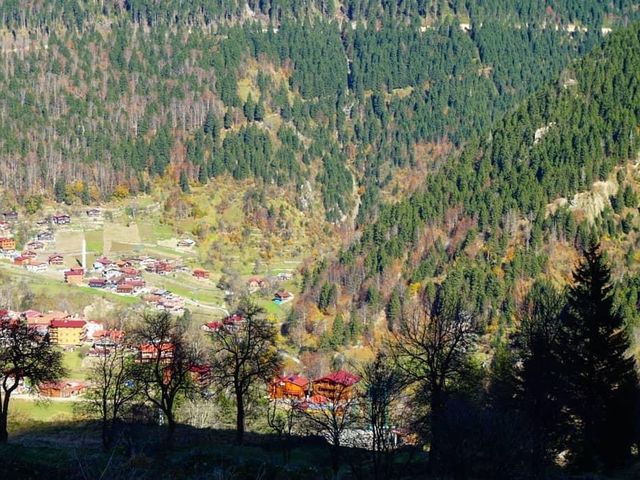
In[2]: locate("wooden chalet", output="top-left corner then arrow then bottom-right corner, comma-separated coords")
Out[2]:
137,342 -> 174,363
312,371 -> 360,401
270,374 -> 310,400
2,211 -> 17,221
39,381 -> 87,398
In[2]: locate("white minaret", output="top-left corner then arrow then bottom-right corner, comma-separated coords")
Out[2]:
82,236 -> 87,271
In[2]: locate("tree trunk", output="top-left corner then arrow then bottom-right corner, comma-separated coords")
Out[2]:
0,412 -> 8,444
0,393 -> 11,443
236,390 -> 245,444
331,443 -> 341,480
166,411 -> 176,445
428,390 -> 444,473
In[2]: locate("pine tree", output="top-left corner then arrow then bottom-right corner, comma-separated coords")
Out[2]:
386,288 -> 401,331
254,101 -> 265,121
559,242 -> 638,469
516,281 -> 566,473
331,313 -> 346,347
179,170 -> 190,193
81,182 -> 91,205
243,94 -> 256,121
54,177 -> 67,204
224,109 -> 233,129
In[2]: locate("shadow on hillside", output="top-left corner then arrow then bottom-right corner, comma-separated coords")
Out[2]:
0,420 -> 428,479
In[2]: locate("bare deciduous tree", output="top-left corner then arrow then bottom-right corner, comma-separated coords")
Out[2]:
208,300 -> 281,444
359,352 -> 406,480
132,311 -> 198,443
389,292 -> 476,471
299,383 -> 360,480
266,397 -> 298,463
86,342 -> 138,450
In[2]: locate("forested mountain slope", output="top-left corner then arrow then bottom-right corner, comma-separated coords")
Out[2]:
292,22 -> 640,349
0,1 -> 635,225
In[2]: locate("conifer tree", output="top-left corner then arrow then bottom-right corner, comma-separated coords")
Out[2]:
559,242 -> 638,469
179,170 -> 190,193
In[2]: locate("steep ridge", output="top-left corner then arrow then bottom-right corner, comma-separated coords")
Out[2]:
292,22 -> 640,349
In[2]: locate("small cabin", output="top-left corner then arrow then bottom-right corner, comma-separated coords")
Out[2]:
274,290 -> 294,304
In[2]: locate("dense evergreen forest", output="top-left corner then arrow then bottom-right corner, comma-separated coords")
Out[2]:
295,22 -> 640,356
0,1 -> 635,223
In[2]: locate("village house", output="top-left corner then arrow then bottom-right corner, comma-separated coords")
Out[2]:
247,276 -> 267,293
128,278 -> 146,290
277,272 -> 294,281
202,321 -> 224,333
0,221 -> 9,230
93,256 -> 114,271
49,318 -> 86,345
22,310 -> 47,334
270,374 -> 310,400
26,261 -> 47,273
88,278 -> 107,288
21,249 -> 37,259
36,231 -> 54,241
137,342 -> 175,363
223,313 -> 244,329
177,238 -> 196,247
39,381 -> 87,398
274,290 -> 294,304
48,253 -> 64,265
52,213 -> 71,225
312,371 -> 361,401
192,268 -> 209,279
145,260 -> 175,275
0,237 -> 16,251
86,208 -> 101,217
2,211 -> 17,221
26,240 -> 44,250
64,267 -> 84,285
14,256 -> 30,266
83,321 -> 105,341
116,283 -> 135,294
189,364 -> 212,387
120,266 -> 140,277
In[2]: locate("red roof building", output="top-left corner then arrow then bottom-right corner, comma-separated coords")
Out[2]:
138,343 -> 174,362
270,374 -> 309,400
312,370 -> 360,401
193,268 -> 209,279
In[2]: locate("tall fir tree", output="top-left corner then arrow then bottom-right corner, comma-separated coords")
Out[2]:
559,242 -> 638,469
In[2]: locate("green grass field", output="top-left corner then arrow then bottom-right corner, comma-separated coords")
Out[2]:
9,399 -> 76,423
61,349 -> 89,380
